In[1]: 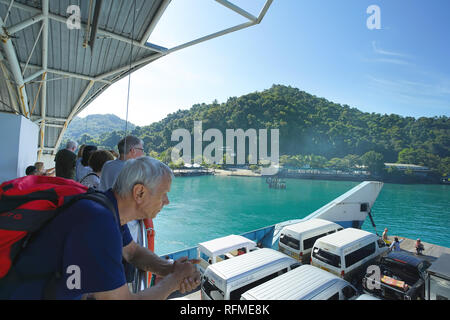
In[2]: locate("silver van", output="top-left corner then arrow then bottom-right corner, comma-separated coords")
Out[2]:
201,248 -> 299,300
278,218 -> 343,263
241,264 -> 359,300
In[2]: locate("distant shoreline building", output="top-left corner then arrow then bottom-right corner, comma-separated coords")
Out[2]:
384,163 -> 430,177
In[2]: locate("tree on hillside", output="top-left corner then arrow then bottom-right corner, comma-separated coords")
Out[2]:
79,133 -> 98,146
361,151 -> 385,175
79,86 -> 449,178
398,148 -> 441,169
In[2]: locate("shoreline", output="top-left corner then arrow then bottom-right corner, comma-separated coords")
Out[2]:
174,168 -> 447,185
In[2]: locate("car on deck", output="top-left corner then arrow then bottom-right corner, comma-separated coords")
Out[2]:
362,251 -> 434,300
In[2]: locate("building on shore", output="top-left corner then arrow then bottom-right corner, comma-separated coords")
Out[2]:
384,163 -> 431,177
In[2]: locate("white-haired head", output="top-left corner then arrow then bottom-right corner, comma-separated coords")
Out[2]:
112,156 -> 174,198
66,140 -> 78,151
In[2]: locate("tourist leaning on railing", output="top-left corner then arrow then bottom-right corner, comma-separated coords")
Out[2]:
1,157 -> 200,300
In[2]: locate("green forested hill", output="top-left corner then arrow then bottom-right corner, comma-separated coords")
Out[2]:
63,114 -> 135,146
72,85 -> 450,177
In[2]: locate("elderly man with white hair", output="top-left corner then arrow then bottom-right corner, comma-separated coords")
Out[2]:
1,157 -> 200,300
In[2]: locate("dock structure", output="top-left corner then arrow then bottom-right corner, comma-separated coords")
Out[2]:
387,236 -> 450,262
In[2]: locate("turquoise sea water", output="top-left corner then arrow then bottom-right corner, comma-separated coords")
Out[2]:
154,176 -> 450,255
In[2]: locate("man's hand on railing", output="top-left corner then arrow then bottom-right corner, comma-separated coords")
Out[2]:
172,257 -> 201,294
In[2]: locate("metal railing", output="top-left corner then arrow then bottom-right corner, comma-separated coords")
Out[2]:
130,220 -> 149,293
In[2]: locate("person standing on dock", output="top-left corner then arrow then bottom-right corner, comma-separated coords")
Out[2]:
382,228 -> 389,243
415,238 -> 425,255
389,237 -> 401,251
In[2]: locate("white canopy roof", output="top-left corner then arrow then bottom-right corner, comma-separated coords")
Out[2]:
0,0 -> 273,158
198,234 -> 256,257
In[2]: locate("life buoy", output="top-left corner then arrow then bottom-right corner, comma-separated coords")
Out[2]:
143,218 -> 155,252
143,218 -> 155,286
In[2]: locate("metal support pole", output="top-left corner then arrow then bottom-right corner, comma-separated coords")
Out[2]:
22,22 -> 44,76
215,0 -> 257,22
0,16 -> 30,117
23,69 -> 45,83
2,0 -> 14,25
140,0 -> 171,45
0,0 -> 168,54
38,0 -> 48,158
7,13 -> 44,34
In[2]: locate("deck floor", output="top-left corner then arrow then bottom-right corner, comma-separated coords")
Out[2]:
387,236 -> 450,262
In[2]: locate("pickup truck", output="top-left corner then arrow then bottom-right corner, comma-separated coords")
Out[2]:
362,251 -> 434,300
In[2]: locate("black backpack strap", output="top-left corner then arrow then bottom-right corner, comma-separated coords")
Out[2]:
79,172 -> 99,185
77,191 -> 118,224
0,189 -> 59,214
60,190 -> 118,224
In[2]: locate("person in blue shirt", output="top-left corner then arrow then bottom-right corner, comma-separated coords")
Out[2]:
389,237 -> 401,252
2,156 -> 200,300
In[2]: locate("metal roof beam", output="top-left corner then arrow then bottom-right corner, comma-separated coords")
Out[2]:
0,52 -> 20,113
87,0 -> 102,50
2,0 -> 15,25
140,0 -> 171,45
33,116 -> 67,123
170,21 -> 255,53
0,0 -> 168,54
45,123 -> 64,128
97,7 -> 272,81
21,63 -> 112,85
95,53 -> 162,81
21,22 -> 44,76
256,0 -> 273,23
215,0 -> 257,22
23,69 -> 45,83
0,16 -> 30,118
6,13 -> 44,34
37,0 -> 49,160
46,12 -> 169,54
95,0 -> 274,81
45,67 -> 112,84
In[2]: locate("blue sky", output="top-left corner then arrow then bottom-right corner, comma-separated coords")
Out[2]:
79,0 -> 450,126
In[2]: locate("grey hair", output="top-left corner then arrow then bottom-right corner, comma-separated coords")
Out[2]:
66,140 -> 78,150
118,135 -> 143,155
112,156 -> 174,197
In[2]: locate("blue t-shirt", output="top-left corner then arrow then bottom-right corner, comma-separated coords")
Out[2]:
5,190 -> 132,300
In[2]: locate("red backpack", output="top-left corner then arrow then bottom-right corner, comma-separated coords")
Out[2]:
0,175 -> 116,281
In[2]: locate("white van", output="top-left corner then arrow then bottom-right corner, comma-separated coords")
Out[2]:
311,228 -> 388,281
201,248 -> 300,300
241,264 -> 359,300
278,219 -> 343,263
197,234 -> 257,274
